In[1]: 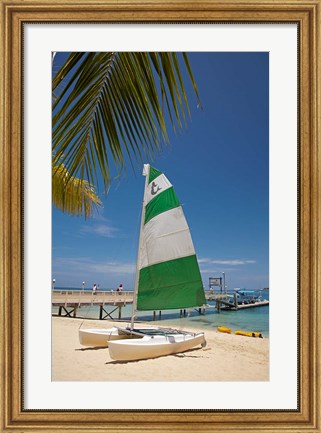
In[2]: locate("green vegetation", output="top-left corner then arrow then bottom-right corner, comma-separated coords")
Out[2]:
52,52 -> 200,217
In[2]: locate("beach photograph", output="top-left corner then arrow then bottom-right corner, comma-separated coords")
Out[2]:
52,51 -> 269,382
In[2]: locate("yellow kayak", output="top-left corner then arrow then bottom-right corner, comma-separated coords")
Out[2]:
218,326 -> 232,334
235,330 -> 263,338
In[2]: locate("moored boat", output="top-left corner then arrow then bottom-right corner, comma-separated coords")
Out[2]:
108,329 -> 206,361
78,327 -> 137,347
78,164 -> 207,358
217,326 -> 231,334
235,330 -> 263,338
107,164 -> 207,361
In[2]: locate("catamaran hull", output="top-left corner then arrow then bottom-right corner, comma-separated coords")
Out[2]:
108,332 -> 206,361
78,327 -> 129,347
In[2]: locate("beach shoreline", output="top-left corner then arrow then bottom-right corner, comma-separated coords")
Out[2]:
52,316 -> 269,382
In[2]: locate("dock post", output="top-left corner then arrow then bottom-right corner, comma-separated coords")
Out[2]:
73,307 -> 77,318
198,307 -> 201,314
58,306 -> 62,316
159,311 -> 162,319
180,309 -> 182,317
234,293 -> 238,310
118,305 -> 122,319
99,305 -> 103,320
216,299 -> 221,313
153,311 -> 156,320
184,309 -> 186,316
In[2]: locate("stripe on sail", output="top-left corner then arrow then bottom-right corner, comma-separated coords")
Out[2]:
139,207 -> 195,270
148,166 -> 162,183
144,187 -> 180,224
137,255 -> 205,310
135,164 -> 205,313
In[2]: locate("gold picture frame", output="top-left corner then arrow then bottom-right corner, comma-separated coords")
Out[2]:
1,0 -> 320,431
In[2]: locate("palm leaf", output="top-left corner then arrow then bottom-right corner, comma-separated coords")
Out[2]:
52,52 -> 201,192
52,162 -> 102,218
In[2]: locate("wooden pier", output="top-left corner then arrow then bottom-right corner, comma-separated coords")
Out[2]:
207,292 -> 269,312
218,299 -> 269,311
52,290 -> 269,320
52,290 -> 133,320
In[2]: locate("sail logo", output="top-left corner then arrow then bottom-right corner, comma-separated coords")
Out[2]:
145,174 -> 171,205
151,181 -> 162,196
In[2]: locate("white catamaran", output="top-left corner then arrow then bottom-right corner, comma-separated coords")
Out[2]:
79,164 -> 207,360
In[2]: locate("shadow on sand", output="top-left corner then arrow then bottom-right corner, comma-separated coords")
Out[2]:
76,346 -> 108,351
105,346 -> 205,364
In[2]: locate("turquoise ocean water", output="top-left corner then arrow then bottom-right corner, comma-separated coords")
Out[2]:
53,288 -> 269,336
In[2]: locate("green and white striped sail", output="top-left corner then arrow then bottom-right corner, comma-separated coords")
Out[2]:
136,164 -> 206,311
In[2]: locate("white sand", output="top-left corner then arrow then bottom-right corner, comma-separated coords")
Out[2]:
52,316 -> 269,381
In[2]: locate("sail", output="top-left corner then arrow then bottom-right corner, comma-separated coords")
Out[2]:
136,165 -> 206,311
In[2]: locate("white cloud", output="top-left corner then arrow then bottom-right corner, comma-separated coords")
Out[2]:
79,214 -> 120,238
90,261 -> 135,274
80,223 -> 119,238
199,267 -> 238,274
54,256 -> 135,275
198,258 -> 256,266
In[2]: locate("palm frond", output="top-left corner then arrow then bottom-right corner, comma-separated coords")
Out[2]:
52,52 -> 201,192
52,162 -> 102,218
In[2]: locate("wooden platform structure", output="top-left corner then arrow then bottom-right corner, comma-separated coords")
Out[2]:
52,290 -> 269,320
207,292 -> 269,312
52,290 -> 133,320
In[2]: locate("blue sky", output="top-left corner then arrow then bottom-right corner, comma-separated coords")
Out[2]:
52,52 -> 269,291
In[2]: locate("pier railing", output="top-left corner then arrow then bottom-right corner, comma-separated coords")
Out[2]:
52,290 -> 231,307
51,289 -> 268,319
52,290 -> 134,307
52,289 -> 262,306
52,290 -> 134,320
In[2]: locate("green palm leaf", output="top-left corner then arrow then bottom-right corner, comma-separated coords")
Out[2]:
52,52 -> 201,192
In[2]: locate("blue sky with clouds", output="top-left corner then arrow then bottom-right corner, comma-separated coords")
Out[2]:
52,52 -> 269,291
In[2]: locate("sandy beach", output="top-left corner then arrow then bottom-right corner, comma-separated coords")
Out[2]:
52,316 -> 269,381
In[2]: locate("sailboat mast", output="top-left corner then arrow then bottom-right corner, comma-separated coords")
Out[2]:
130,164 -> 150,330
